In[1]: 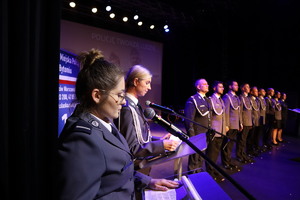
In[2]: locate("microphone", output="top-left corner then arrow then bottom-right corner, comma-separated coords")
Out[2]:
144,108 -> 189,140
145,100 -> 175,114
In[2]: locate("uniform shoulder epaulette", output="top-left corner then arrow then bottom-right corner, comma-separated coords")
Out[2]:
72,119 -> 93,135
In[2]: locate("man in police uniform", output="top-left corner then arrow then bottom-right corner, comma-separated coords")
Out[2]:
184,78 -> 211,174
264,88 -> 275,148
247,86 -> 260,157
205,81 -> 226,182
237,83 -> 254,164
257,88 -> 267,152
221,80 -> 242,171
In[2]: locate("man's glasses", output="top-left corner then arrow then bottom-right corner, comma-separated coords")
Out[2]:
109,92 -> 126,103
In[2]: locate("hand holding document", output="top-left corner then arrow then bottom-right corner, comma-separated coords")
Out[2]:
169,134 -> 182,145
163,134 -> 182,152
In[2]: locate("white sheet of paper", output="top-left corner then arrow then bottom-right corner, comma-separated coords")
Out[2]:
169,134 -> 182,146
144,189 -> 177,200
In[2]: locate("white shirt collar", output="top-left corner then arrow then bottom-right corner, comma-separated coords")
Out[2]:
230,91 -> 236,96
214,93 -> 221,98
126,93 -> 139,105
198,92 -> 206,98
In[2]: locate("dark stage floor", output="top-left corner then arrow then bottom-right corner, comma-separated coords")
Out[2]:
148,122 -> 300,200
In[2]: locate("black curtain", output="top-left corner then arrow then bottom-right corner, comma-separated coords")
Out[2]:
1,0 -> 60,199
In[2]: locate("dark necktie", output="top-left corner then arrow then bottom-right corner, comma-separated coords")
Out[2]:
136,103 -> 146,120
203,96 -> 209,107
136,102 -> 151,135
219,97 -> 224,108
111,125 -> 122,143
136,103 -> 143,112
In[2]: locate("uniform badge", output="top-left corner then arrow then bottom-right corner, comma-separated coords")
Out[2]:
91,120 -> 99,127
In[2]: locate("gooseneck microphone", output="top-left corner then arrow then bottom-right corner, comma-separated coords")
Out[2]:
145,100 -> 175,114
144,108 -> 189,140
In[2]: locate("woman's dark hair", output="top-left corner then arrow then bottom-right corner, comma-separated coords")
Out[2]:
75,48 -> 124,112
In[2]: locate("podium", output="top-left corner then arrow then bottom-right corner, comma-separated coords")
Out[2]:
177,172 -> 232,200
138,133 -> 207,179
142,131 -> 252,199
138,133 -> 207,169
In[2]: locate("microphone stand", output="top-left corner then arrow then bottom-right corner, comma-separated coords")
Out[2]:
169,110 -> 234,141
173,111 -> 235,150
160,110 -> 256,200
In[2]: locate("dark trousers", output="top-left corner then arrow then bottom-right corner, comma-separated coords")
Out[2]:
188,151 -> 204,174
205,136 -> 223,175
264,114 -> 274,145
254,125 -> 264,148
221,129 -> 238,166
247,126 -> 259,154
188,132 -> 208,174
236,126 -> 251,160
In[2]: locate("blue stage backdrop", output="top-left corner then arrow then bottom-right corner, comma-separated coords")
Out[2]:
58,49 -> 79,135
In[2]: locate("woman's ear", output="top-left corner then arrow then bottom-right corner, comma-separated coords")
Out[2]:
133,77 -> 139,87
91,89 -> 101,103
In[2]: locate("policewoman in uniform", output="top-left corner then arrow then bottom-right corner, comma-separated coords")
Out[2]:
117,65 -> 179,175
57,48 -> 179,200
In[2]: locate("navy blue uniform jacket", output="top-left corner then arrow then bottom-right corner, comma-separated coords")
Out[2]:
118,97 -> 165,158
57,112 -> 151,200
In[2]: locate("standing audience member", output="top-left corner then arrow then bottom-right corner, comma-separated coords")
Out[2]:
205,81 -> 226,182
117,65 -> 179,176
237,83 -> 254,164
184,78 -> 211,174
257,88 -> 267,152
278,92 -> 288,142
271,91 -> 282,145
221,80 -> 242,171
57,48 -> 179,200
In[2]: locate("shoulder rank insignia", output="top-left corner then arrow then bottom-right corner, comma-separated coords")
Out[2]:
73,120 -> 92,135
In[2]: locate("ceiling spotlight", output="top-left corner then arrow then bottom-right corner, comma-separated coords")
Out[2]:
133,15 -> 139,20
123,17 -> 128,22
150,25 -> 155,29
109,13 -> 115,18
137,21 -> 143,26
69,2 -> 76,8
91,8 -> 97,13
106,6 -> 111,11
164,28 -> 170,33
164,25 -> 169,29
